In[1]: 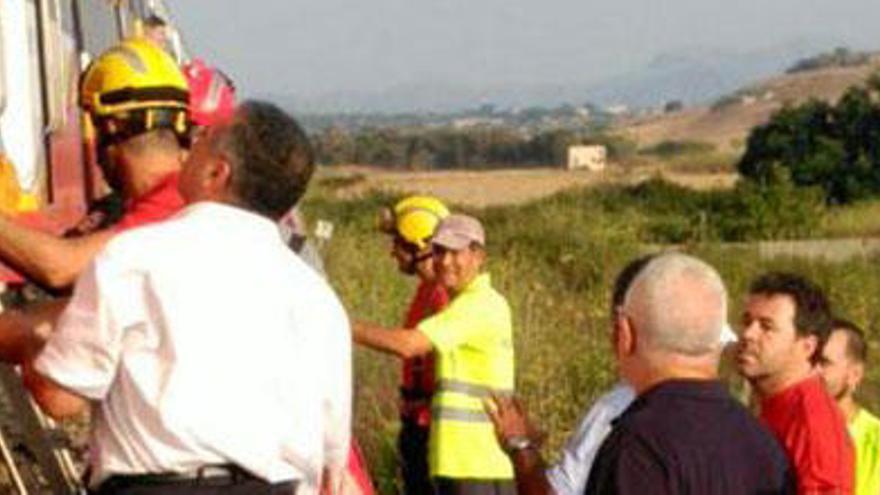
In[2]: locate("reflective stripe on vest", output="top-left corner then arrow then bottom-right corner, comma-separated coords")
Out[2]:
438,379 -> 513,398
432,406 -> 489,423
434,379 -> 514,423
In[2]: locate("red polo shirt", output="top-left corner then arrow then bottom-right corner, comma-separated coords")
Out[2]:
400,280 -> 449,425
761,374 -> 855,494
113,173 -> 184,232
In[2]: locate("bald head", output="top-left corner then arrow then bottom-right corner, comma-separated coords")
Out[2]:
622,253 -> 727,357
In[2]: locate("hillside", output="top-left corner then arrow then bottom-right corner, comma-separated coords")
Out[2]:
618,55 -> 880,152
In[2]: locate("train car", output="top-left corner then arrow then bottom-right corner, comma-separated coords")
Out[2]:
0,0 -> 187,283
0,3 -> 188,492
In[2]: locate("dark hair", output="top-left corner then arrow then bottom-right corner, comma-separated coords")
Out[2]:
832,318 -> 868,364
749,272 -> 832,364
217,100 -> 315,219
611,254 -> 658,311
143,15 -> 167,28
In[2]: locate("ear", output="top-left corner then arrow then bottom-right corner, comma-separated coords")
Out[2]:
205,157 -> 233,195
849,362 -> 865,390
614,313 -> 637,358
801,334 -> 819,363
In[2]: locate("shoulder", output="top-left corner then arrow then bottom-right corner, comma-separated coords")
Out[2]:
285,255 -> 349,325
860,408 -> 880,429
458,278 -> 510,317
854,409 -> 880,443
99,208 -> 191,261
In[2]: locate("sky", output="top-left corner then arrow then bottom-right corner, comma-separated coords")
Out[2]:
171,0 -> 880,104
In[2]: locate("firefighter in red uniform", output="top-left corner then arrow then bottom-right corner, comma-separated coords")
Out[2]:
378,196 -> 451,494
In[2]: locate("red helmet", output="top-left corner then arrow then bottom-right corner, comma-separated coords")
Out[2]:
183,58 -> 236,126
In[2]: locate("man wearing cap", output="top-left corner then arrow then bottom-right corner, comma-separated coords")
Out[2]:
353,213 -> 515,495
375,195 -> 450,495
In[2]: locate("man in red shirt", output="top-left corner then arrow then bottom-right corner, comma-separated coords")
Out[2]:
0,37 -> 192,363
377,195 -> 450,495
737,272 -> 854,494
0,37 -> 190,292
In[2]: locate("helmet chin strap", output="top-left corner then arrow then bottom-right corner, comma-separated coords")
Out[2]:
404,249 -> 433,275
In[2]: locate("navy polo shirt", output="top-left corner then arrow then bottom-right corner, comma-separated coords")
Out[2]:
584,379 -> 795,495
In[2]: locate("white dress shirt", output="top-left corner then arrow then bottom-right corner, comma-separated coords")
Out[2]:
35,202 -> 351,489
546,383 -> 635,495
546,326 -> 737,494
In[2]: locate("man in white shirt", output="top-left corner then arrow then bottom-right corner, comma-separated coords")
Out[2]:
20,100 -> 351,494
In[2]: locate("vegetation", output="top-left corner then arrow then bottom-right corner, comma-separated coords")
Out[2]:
786,47 -> 872,74
300,178 -> 879,493
738,74 -> 880,204
311,127 -> 637,170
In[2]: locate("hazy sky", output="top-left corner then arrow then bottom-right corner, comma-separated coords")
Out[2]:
171,0 -> 880,99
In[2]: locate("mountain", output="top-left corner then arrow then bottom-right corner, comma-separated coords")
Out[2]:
618,53 -> 880,151
272,37 -> 857,114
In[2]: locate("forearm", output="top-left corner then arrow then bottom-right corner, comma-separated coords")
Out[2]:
0,299 -> 67,363
21,362 -> 88,419
352,321 -> 432,359
0,215 -> 112,288
510,448 -> 555,495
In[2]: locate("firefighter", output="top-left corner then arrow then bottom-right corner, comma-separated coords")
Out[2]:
0,36 -> 191,353
377,195 -> 451,494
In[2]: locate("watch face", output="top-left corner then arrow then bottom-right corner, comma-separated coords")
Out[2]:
505,435 -> 532,452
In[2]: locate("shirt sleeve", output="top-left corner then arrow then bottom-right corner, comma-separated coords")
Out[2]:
788,406 -> 854,492
418,296 -> 485,354
34,253 -> 132,400
547,383 -> 636,494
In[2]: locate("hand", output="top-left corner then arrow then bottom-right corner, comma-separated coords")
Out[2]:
484,393 -> 544,451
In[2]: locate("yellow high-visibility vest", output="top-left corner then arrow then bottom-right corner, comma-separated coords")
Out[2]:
418,273 -> 515,479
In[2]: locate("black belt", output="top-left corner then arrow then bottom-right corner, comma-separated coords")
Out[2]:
93,464 -> 295,492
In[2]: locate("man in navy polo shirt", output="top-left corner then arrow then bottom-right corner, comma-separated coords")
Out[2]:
584,253 -> 793,494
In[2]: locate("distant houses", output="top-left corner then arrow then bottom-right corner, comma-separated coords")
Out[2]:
567,145 -> 607,171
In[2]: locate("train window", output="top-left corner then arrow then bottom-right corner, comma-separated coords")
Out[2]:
37,0 -> 67,132
77,0 -> 119,57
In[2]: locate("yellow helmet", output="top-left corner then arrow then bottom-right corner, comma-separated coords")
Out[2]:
81,37 -> 189,142
379,195 -> 450,250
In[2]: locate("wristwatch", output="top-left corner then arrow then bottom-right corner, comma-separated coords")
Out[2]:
503,435 -> 535,454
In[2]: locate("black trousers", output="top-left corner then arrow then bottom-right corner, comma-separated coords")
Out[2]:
434,477 -> 515,495
399,418 -> 434,495
90,474 -> 298,494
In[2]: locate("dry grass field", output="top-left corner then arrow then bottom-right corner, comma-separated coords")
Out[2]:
317,164 -> 738,207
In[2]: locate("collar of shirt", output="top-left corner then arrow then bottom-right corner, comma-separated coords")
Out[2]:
759,373 -> 820,414
175,201 -> 282,240
458,272 -> 491,296
614,379 -> 727,426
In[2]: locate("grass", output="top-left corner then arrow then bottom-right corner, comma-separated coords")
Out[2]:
638,140 -> 738,174
301,180 -> 880,493
822,199 -> 880,238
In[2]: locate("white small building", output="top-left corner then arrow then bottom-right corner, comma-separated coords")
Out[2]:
567,145 -> 607,171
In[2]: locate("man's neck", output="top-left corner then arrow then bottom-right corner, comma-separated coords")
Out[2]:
448,272 -> 480,297
838,395 -> 859,424
415,262 -> 436,283
629,355 -> 719,395
753,363 -> 813,400
124,158 -> 179,200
